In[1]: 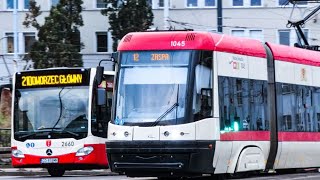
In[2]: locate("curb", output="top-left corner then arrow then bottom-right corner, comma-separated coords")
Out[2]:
0,168 -> 118,176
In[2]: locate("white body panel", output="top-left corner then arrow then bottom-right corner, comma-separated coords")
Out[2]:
133,126 -> 160,141
275,60 -> 317,87
160,122 -> 196,141
108,122 -> 133,141
216,52 -> 267,81
213,141 -> 269,174
108,118 -> 219,141
274,142 -> 320,169
195,118 -> 220,140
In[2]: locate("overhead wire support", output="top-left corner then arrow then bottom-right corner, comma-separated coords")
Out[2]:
287,0 -> 320,51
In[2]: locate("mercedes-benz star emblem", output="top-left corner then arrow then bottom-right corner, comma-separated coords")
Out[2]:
46,149 -> 53,156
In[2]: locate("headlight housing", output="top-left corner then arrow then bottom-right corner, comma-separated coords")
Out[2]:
12,149 -> 25,158
75,146 -> 94,156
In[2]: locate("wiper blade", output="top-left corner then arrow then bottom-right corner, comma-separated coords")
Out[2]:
51,87 -> 65,131
59,129 -> 79,137
15,131 -> 48,141
37,127 -> 61,130
151,102 -> 179,127
18,132 -> 37,140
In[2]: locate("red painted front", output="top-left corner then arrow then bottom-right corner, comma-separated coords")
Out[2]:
12,144 -> 108,168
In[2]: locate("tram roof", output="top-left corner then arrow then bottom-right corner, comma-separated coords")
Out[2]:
266,42 -> 320,66
117,31 -> 267,58
118,31 -> 320,66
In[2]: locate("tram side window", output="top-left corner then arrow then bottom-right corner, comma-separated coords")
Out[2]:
277,83 -> 320,132
91,75 -> 113,138
218,77 -> 269,131
193,51 -> 213,121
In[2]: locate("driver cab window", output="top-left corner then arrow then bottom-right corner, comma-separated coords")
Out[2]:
91,74 -> 114,138
193,51 -> 213,121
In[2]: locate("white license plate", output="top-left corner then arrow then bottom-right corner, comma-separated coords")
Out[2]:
40,158 -> 58,164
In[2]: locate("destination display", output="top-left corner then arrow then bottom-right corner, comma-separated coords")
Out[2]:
15,69 -> 90,89
121,51 -> 191,65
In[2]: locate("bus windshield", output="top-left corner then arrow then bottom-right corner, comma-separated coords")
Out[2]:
114,51 -> 191,126
14,86 -> 89,141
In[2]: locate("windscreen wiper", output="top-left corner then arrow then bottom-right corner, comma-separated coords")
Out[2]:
151,102 -> 179,127
151,84 -> 180,127
41,128 -> 80,137
59,129 -> 79,137
51,88 -> 65,131
15,131 -> 49,141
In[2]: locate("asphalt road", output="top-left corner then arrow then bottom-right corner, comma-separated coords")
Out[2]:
1,172 -> 320,180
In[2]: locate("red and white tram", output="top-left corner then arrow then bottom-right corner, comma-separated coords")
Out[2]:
106,31 -> 320,178
11,68 -> 114,176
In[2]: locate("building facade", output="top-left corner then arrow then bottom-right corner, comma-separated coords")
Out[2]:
0,0 -> 318,84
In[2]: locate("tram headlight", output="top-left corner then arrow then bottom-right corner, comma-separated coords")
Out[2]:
12,149 -> 25,158
75,146 -> 94,156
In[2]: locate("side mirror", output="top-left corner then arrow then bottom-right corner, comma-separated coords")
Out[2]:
97,88 -> 106,106
200,88 -> 213,118
111,52 -> 118,63
96,66 -> 104,85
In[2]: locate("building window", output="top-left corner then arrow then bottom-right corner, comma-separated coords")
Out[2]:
24,0 -> 30,9
279,0 -> 307,6
51,0 -> 59,7
5,33 -> 14,53
96,32 -> 108,52
231,30 -> 245,37
233,0 -> 243,6
205,0 -> 215,6
251,0 -> 261,6
7,0 -> 18,9
187,0 -> 198,7
279,0 -> 287,5
158,0 -> 164,7
249,30 -> 263,41
232,29 -> 263,41
24,33 -> 36,53
97,0 -> 107,8
279,30 -> 290,46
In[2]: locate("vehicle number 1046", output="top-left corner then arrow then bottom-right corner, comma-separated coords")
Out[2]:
170,41 -> 185,47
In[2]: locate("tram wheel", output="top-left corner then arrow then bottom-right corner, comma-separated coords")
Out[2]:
47,167 -> 65,177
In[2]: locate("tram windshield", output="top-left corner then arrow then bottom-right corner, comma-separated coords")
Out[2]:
114,51 -> 191,126
14,87 -> 89,141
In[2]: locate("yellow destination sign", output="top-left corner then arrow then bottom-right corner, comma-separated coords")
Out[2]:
151,53 -> 170,61
21,74 -> 83,87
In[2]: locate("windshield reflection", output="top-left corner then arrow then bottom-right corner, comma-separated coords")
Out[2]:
14,86 -> 89,140
115,67 -> 187,125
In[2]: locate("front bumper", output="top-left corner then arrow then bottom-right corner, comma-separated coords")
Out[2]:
106,140 -> 215,177
11,144 -> 108,170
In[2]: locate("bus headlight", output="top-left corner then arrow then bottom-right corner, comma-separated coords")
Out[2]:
75,146 -> 94,156
12,149 -> 25,158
